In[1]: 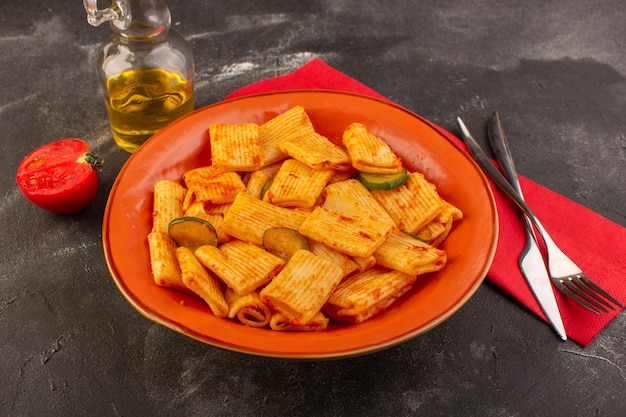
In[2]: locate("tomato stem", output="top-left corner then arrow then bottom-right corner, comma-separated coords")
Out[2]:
83,152 -> 104,167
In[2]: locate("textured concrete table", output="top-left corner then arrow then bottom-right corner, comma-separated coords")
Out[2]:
2,1 -> 624,416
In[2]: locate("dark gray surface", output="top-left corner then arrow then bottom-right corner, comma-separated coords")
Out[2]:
2,1 -> 625,416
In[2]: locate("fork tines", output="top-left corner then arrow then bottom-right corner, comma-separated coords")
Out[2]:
556,274 -> 624,314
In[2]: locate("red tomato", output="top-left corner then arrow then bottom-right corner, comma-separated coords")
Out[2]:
16,139 -> 103,214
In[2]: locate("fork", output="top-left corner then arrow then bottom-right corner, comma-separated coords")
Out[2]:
457,117 -> 624,315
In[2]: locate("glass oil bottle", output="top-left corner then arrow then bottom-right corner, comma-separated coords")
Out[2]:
84,0 -> 195,153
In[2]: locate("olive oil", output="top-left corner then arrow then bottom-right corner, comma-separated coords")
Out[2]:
105,68 -> 194,153
85,0 -> 195,153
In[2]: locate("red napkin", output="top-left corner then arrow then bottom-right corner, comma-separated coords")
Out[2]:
226,58 -> 626,346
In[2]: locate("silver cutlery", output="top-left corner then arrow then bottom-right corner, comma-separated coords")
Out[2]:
457,116 -> 623,318
487,112 -> 566,340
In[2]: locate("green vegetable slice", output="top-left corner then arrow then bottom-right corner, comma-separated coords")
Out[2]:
168,216 -> 218,251
357,167 -> 408,190
262,227 -> 310,262
402,229 -> 432,243
260,178 -> 273,199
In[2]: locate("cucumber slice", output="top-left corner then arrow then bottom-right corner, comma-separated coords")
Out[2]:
260,179 -> 273,199
402,229 -> 432,243
168,216 -> 218,251
262,227 -> 310,262
358,167 -> 408,190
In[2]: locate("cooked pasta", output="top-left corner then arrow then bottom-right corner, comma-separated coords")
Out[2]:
185,171 -> 247,205
224,287 -> 272,328
245,170 -> 271,199
260,249 -> 344,325
279,131 -> 351,171
298,206 -> 392,257
373,229 -> 447,275
222,192 -> 310,246
350,254 -> 377,273
371,172 -> 445,234
176,246 -> 229,317
269,311 -> 329,331
264,159 -> 334,208
342,122 -> 403,174
148,231 -> 187,293
308,240 -> 360,277
147,106 -> 464,331
195,240 -> 284,296
152,180 -> 186,234
259,105 -> 316,166
324,267 -> 416,324
183,201 -> 230,244
209,123 -> 264,173
322,179 -> 396,226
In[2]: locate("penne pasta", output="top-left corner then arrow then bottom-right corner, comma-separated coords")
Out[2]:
147,108 -> 465,331
152,180 -> 187,233
413,221 -> 447,245
264,159 -> 334,208
182,188 -> 195,212
195,240 -> 285,296
371,172 -> 445,234
351,255 -> 377,272
183,201 -> 230,244
413,202 -> 463,247
224,287 -> 272,328
182,165 -> 218,185
202,201 -> 232,216
209,123 -> 264,173
176,247 -> 229,317
299,206 -> 392,257
260,249 -> 344,325
245,170 -> 271,199
186,171 -> 247,204
328,165 -> 358,184
342,122 -> 403,174
222,192 -> 310,246
322,179 -> 396,226
279,131 -> 351,171
147,231 -> 188,293
181,166 -> 218,208
251,159 -> 285,181
269,311 -> 329,331
259,105 -> 317,166
438,200 -> 463,224
373,229 -> 447,275
308,240 -> 360,277
324,267 -> 416,324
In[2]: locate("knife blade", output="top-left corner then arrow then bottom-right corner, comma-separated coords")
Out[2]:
487,112 -> 566,341
456,116 -> 567,340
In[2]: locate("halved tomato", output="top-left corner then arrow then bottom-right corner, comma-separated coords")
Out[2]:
16,138 -> 103,214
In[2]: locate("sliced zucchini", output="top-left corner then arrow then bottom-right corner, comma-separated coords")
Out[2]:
262,227 -> 310,262
357,167 -> 408,190
418,223 -> 445,242
260,178 -> 273,200
168,216 -> 218,251
402,229 -> 432,243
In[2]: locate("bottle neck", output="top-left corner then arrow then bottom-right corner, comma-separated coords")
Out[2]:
111,0 -> 171,40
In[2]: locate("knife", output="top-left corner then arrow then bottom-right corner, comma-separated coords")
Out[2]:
487,112 -> 566,341
456,116 -> 567,341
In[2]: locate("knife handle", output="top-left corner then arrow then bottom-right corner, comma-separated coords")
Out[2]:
487,112 -> 523,195
456,117 -> 540,227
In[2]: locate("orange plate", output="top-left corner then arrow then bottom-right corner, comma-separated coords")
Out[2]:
102,90 -> 498,359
